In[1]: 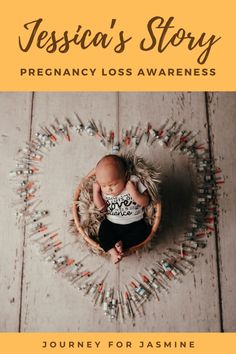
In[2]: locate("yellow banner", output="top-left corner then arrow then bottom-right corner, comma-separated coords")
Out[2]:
1,0 -> 235,90
0,333 -> 236,354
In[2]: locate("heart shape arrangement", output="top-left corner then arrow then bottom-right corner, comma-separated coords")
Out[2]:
10,117 -> 224,322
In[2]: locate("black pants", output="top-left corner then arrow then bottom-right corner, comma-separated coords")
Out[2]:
98,218 -> 151,252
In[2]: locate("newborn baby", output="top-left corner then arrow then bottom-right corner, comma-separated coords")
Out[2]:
93,154 -> 151,264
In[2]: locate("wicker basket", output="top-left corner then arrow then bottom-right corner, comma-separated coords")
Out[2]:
72,168 -> 161,255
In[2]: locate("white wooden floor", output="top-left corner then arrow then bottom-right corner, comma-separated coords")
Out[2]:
0,92 -> 235,332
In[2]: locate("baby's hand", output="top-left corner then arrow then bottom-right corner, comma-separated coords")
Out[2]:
93,181 -> 101,194
126,180 -> 137,194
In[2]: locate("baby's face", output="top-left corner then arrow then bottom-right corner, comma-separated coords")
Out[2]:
96,163 -> 126,196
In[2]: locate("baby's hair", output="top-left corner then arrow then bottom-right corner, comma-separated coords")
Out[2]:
96,154 -> 127,177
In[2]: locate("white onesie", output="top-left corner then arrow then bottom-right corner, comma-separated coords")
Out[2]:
102,175 -> 147,225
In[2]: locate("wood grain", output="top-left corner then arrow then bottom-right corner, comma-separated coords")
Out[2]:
0,93 -> 32,331
207,92 -> 236,331
0,92 -> 235,332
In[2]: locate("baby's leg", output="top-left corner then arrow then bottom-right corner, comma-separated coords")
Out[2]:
98,219 -> 123,263
98,219 -> 120,251
108,247 -> 122,264
120,219 -> 152,250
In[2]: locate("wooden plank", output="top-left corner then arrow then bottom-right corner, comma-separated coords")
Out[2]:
20,92 -> 120,331
0,93 -> 32,331
117,92 -> 221,331
207,92 -> 236,331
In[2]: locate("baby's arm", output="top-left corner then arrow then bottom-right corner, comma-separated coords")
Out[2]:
126,180 -> 149,207
93,181 -> 106,211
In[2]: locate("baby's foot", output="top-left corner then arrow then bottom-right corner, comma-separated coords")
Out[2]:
108,247 -> 122,264
115,241 -> 123,255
